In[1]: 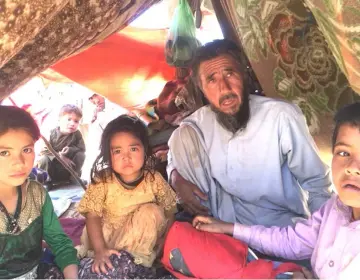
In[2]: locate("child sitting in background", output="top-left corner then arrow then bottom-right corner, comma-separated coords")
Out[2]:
0,106 -> 78,279
38,104 -> 86,187
193,102 -> 360,279
77,115 -> 177,277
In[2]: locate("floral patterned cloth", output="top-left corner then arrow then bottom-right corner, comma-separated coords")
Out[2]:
78,250 -> 156,279
304,0 -> 360,94
210,0 -> 360,162
214,0 -> 360,132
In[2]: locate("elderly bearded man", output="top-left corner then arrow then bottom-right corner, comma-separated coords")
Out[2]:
167,39 -> 332,227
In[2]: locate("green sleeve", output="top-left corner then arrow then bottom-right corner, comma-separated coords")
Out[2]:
42,193 -> 79,271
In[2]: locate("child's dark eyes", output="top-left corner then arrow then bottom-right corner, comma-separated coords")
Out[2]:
23,148 -> 33,154
113,149 -> 121,155
0,148 -> 33,157
130,147 -> 139,152
0,150 -> 9,157
337,151 -> 350,157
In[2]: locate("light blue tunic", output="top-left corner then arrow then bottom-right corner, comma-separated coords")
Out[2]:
168,95 -> 332,227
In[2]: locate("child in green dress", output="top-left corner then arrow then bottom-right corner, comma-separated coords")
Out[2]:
0,106 -> 78,279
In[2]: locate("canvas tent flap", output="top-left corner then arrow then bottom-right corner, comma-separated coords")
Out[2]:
0,0 -> 161,101
51,31 -> 176,108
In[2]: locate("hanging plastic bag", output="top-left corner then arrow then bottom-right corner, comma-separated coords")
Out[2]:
165,0 -> 201,67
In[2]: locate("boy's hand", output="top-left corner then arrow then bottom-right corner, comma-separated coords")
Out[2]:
192,216 -> 234,235
92,249 -> 120,275
59,154 -> 75,168
61,146 -> 70,155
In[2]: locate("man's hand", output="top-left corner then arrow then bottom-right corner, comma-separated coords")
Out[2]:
92,249 -> 120,275
171,169 -> 209,215
192,215 -> 234,235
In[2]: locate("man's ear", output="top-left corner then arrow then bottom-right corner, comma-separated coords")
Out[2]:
200,89 -> 209,105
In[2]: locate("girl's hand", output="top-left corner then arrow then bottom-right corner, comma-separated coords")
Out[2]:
192,215 -> 234,235
92,249 -> 120,275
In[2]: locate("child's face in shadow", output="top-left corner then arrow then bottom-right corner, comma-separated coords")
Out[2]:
0,129 -> 35,189
110,131 -> 145,182
59,113 -> 81,134
332,124 -> 360,216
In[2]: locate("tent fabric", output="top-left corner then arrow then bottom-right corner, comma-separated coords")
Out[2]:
304,0 -> 360,94
212,0 -> 360,164
0,0 -> 161,101
51,30 -> 176,108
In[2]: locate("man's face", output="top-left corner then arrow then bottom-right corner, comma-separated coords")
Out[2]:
90,94 -> 105,111
199,54 -> 244,115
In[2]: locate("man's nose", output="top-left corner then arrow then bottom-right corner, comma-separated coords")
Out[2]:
218,77 -> 231,93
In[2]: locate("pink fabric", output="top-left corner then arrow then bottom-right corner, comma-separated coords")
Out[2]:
233,195 -> 360,278
59,218 -> 85,246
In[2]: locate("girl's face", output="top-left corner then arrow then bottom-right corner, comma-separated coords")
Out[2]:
110,131 -> 145,182
0,129 -> 35,189
332,124 -> 360,217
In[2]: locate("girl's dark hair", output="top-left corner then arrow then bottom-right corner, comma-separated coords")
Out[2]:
0,105 -> 40,140
90,115 -> 155,184
332,102 -> 360,150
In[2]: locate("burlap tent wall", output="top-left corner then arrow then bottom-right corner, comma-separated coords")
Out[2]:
0,0 -> 162,100
211,0 -> 360,163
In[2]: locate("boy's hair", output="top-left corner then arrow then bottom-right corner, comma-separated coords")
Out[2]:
90,115 -> 155,184
59,104 -> 83,119
333,102 -> 360,150
0,105 -> 40,141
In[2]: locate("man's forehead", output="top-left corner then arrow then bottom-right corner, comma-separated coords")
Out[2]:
199,55 -> 238,76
